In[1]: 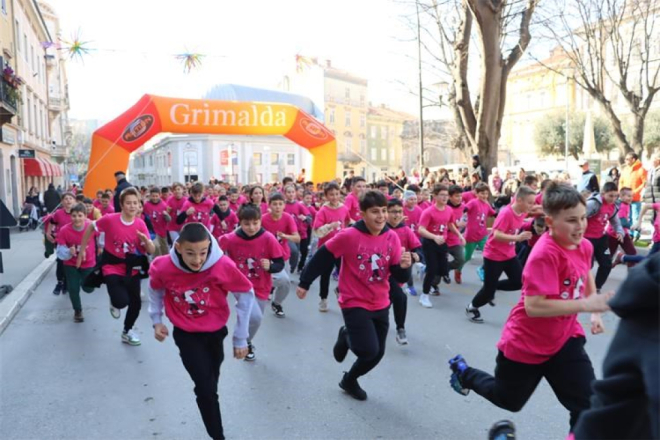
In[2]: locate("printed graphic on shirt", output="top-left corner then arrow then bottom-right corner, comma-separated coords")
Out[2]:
170,285 -> 211,317
355,244 -> 393,283
233,249 -> 270,280
559,273 -> 586,300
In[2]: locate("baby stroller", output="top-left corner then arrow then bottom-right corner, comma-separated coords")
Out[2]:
18,203 -> 39,231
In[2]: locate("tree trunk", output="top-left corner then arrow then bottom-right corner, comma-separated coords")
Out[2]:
631,112 -> 645,158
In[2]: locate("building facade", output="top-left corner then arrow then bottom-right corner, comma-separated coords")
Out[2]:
401,120 -> 463,176
365,104 -> 415,182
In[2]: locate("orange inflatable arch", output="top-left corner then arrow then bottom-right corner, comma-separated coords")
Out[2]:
83,94 -> 337,197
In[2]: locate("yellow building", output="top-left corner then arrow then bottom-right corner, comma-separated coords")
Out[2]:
366,104 -> 415,182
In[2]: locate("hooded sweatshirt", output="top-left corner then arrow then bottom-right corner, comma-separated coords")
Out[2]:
148,229 -> 255,348
572,254 -> 659,440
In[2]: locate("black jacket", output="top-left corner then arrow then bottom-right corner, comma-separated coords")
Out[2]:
113,178 -> 133,212
573,254 -> 659,439
43,187 -> 60,213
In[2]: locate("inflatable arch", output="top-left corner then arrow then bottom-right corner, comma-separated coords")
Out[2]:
83,94 -> 337,197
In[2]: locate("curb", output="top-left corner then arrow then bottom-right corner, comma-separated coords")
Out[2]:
0,255 -> 56,336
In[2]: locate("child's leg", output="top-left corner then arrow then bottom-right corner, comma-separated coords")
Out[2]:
388,277 -> 407,330
463,241 -> 478,266
620,234 -> 637,257
342,307 -> 389,381
172,326 -> 227,440
272,267 -> 291,305
607,235 -> 619,259
461,351 -> 543,412
543,337 -> 595,431
470,258 -> 506,308
448,245 -> 465,272
319,262 -> 333,300
64,266 -> 82,312
105,275 -> 130,310
288,241 -> 300,273
476,236 -> 487,251
422,240 -> 439,294
590,236 -> 613,289
122,276 -> 142,332
247,299 -> 267,342
437,243 -> 449,277
298,236 -> 310,272
496,257 -> 523,291
157,236 -> 169,256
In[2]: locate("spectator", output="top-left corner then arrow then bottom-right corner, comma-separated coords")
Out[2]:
342,170 -> 354,190
607,167 -> 621,187
488,167 -> 503,196
24,186 -> 43,218
644,152 -> 660,206
619,152 -> 648,232
577,159 -> 600,194
296,168 -> 306,184
420,167 -> 431,186
113,171 -> 133,212
471,155 -> 487,182
409,168 -> 421,185
396,170 -> 408,188
44,183 -> 61,213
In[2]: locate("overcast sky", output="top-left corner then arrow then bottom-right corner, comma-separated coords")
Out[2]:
50,0 -> 431,123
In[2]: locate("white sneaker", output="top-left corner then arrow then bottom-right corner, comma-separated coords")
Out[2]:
121,329 -> 141,346
419,293 -> 433,308
109,297 -> 121,319
319,298 -> 329,312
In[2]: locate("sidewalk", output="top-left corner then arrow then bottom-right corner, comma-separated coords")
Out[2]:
0,228 -> 49,290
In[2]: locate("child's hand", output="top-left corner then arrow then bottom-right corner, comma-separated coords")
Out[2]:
296,287 -> 308,299
459,235 -> 466,246
46,233 -> 55,243
163,212 -> 172,222
456,220 -> 466,229
583,290 -> 614,313
136,231 -> 150,245
221,220 -> 227,229
400,248 -> 412,269
69,246 -> 78,257
186,207 -> 196,216
298,214 -> 307,221
590,313 -> 605,335
616,233 -> 624,243
154,323 -> 169,342
433,235 -> 445,246
234,346 -> 248,359
75,251 -> 85,268
261,259 -> 271,271
518,231 -> 533,242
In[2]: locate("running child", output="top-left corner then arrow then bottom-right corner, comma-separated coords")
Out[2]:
463,182 -> 495,281
618,202 -> 660,264
606,187 -> 636,265
209,196 -> 239,241
143,187 -> 172,256
149,223 -> 255,440
84,198 -> 102,221
47,192 -> 76,295
177,183 -> 222,229
219,204 -> 284,360
284,184 -> 310,273
403,190 -> 423,235
448,182 -> 613,432
56,203 -> 99,322
166,182 -> 186,243
298,191 -> 318,273
344,176 -> 367,222
446,185 -> 467,283
248,185 -> 269,214
93,190 -> 104,209
99,193 -> 115,216
465,186 -> 535,323
297,190 -> 412,400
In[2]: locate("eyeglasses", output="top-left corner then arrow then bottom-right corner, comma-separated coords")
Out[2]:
388,210 -> 403,214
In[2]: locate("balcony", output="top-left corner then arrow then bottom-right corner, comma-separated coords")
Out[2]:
0,78 -> 18,125
48,96 -> 69,113
51,144 -> 68,158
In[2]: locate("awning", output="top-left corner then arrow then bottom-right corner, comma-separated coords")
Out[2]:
23,158 -> 50,176
44,158 -> 62,177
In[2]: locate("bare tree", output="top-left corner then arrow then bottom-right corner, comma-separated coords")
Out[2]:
538,0 -> 660,158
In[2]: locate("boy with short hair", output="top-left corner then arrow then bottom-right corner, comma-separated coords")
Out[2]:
99,193 -> 115,216
143,187 -> 172,256
209,196 -> 239,241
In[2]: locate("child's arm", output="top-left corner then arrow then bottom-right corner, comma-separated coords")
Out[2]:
76,223 -> 97,268
524,289 -> 614,318
607,213 -> 624,241
493,229 -> 531,243
278,230 -> 300,244
148,283 -> 168,341
448,223 -> 466,245
232,290 -> 255,358
297,246 -> 336,298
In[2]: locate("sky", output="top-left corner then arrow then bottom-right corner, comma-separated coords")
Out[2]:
49,0 -> 431,123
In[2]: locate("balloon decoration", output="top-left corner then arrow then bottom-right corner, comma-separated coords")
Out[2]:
295,54 -> 314,73
60,31 -> 93,63
175,52 -> 205,73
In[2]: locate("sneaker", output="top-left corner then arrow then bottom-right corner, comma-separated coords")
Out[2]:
419,293 -> 433,308
442,274 -> 451,284
333,326 -> 349,362
448,354 -> 470,396
612,250 -> 625,268
416,263 -> 426,279
477,266 -> 485,282
332,268 -> 339,281
454,270 -> 462,284
271,302 -> 285,318
52,282 -> 63,296
109,297 -> 121,319
73,310 -> 84,323
488,420 -> 516,440
396,328 -> 408,345
339,372 -> 367,401
430,285 -> 441,296
121,329 -> 141,346
408,285 -> 418,296
244,343 -> 256,361
465,305 -> 483,323
319,298 -> 329,312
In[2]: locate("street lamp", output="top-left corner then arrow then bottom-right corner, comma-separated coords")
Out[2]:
185,142 -> 192,183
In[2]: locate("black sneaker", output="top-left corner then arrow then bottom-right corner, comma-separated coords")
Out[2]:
339,372 -> 367,401
271,302 -> 285,318
333,326 -> 349,363
488,300 -> 496,307
430,285 -> 441,296
244,343 -> 256,361
488,420 -> 516,440
442,274 -> 451,284
465,305 -> 484,323
73,310 -> 84,323
52,282 -> 63,296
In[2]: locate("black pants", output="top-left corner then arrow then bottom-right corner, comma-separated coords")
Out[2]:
56,258 -> 67,287
462,337 -> 595,431
587,236 -> 612,289
471,257 -> 522,309
388,276 -> 407,330
105,275 -> 142,332
173,326 -> 227,440
342,307 -> 389,381
298,236 -> 311,272
319,258 -> 341,300
422,239 -> 448,294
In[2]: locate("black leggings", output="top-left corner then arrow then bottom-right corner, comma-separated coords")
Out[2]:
587,236 -> 612,289
342,307 -> 389,381
56,258 -> 67,287
105,275 -> 142,332
388,276 -> 407,330
422,239 -> 448,294
173,326 -> 227,440
298,235 -> 311,272
319,258 -> 341,300
462,337 -> 595,431
471,257 -> 522,309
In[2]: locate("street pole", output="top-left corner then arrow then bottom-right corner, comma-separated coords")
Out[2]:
564,74 -> 570,171
416,0 -> 425,171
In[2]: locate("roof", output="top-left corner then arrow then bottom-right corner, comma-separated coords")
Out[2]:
203,84 -> 324,120
368,105 -> 416,121
324,67 -> 368,86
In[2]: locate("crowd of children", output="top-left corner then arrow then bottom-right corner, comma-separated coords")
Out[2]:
39,168 -> 660,440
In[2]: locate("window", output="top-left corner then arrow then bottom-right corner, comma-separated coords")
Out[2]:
30,45 -> 34,72
370,126 -> 377,138
271,152 -> 278,165
381,126 -> 387,139
287,153 -> 295,165
390,148 -> 395,161
360,139 -> 366,155
1,0 -> 6,14
15,21 -> 19,51
23,34 -> 27,62
360,114 -> 366,128
253,152 -> 262,166
256,173 -> 263,183
345,110 -> 351,126
370,148 -> 377,161
183,150 -> 198,166
149,156 -> 153,166
345,87 -> 350,99
380,149 -> 387,161
329,109 -> 335,124
344,139 -> 351,153
271,173 -> 278,183
27,97 -> 32,133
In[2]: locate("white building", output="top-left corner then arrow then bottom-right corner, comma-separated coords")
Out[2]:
129,134 -> 308,188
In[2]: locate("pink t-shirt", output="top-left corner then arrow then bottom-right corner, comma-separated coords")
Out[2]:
419,204 -> 455,240
462,191 -> 476,204
653,203 -> 660,243
95,213 -> 150,277
465,199 -> 496,243
219,230 -> 283,300
93,199 -> 102,209
497,233 -> 592,364
228,196 -> 247,213
100,204 -> 115,216
261,212 -> 297,260
446,202 -> 465,247
313,204 -> 352,246
149,254 -> 253,333
325,226 -> 403,311
181,198 -> 216,228
418,200 -> 432,210
210,210 -> 239,240
344,193 -> 362,221
390,224 -> 421,251
483,205 -> 526,261
50,208 -> 72,237
57,220 -> 98,268
143,200 -> 169,238
607,202 -> 630,237
585,200 -> 616,239
166,196 -> 186,232
404,205 -> 423,235
285,201 -> 310,239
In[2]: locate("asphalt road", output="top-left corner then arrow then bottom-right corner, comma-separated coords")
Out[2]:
1,252 -> 627,440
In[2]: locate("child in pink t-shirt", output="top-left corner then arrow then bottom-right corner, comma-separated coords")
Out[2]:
344,176 -> 366,222
465,186 -> 536,323
148,223 -> 255,440
449,182 -> 613,433
99,193 -> 115,216
47,192 -> 76,296
606,187 -> 636,266
177,183 -> 221,228
447,185 -> 467,284
166,183 -> 186,242
143,188 -> 172,257
298,191 -> 318,273
297,190 -> 412,401
220,204 -> 285,360
209,196 -> 239,241
284,184 -> 310,273
463,183 -> 496,269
